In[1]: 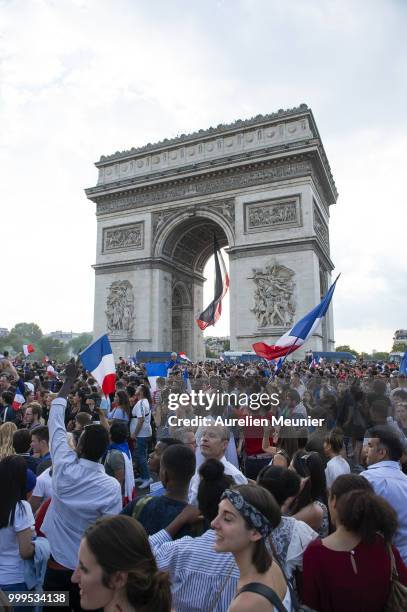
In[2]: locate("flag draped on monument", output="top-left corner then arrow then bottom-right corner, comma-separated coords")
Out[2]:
196,236 -> 229,330
253,275 -> 339,361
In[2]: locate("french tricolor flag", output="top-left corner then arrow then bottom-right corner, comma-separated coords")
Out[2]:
196,236 -> 229,330
12,378 -> 26,411
23,344 -> 35,356
253,275 -> 339,361
79,334 -> 116,396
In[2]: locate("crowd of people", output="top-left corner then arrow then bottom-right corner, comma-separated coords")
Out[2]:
1,350 -> 407,612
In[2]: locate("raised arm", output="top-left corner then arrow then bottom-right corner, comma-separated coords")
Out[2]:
96,406 -> 110,432
261,423 -> 278,456
48,360 -> 79,467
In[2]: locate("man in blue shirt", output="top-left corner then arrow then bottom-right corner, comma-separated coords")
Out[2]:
31,426 -> 52,475
362,425 -> 407,564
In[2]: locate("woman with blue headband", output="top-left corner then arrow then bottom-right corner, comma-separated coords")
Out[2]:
211,484 -> 292,611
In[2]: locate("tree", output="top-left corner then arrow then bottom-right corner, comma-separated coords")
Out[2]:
223,339 -> 231,351
10,322 -> 43,343
335,345 -> 359,357
69,333 -> 93,356
392,342 -> 407,353
372,351 -> 390,361
38,337 -> 69,362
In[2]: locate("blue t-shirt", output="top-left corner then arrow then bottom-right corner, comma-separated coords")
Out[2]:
121,495 -> 191,537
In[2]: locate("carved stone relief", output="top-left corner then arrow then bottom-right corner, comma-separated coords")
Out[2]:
105,280 -> 134,335
313,201 -> 329,250
152,198 -> 235,240
207,199 -> 235,227
245,197 -> 301,233
152,211 -> 175,236
319,264 -> 328,297
103,223 -> 143,252
250,261 -> 296,328
97,160 -> 313,215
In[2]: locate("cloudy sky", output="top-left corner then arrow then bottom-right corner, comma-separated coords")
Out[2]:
1,0 -> 406,352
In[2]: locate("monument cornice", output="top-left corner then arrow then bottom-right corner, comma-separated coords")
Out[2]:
92,256 -> 205,282
227,237 -> 334,271
90,153 -> 334,217
87,143 -> 337,206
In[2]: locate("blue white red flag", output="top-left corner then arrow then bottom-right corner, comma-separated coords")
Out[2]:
79,335 -> 116,396
12,378 -> 26,411
196,236 -> 229,330
179,352 -> 192,363
145,362 -> 168,392
253,276 -> 339,361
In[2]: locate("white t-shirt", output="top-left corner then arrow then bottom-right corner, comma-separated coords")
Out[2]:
130,399 -> 152,437
325,455 -> 351,489
0,501 -> 35,585
188,455 -> 248,505
32,466 -> 53,500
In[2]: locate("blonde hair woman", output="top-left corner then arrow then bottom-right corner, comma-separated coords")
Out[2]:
0,422 -> 17,460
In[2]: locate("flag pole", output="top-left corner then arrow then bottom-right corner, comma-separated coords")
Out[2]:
268,273 -> 340,381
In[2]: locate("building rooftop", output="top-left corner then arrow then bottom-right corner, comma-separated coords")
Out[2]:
98,103 -> 312,163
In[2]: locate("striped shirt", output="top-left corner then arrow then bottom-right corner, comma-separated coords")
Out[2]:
149,528 -> 239,612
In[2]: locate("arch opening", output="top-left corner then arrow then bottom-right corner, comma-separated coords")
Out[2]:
162,216 -> 230,358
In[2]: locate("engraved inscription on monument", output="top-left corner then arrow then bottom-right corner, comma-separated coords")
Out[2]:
103,223 -> 144,253
245,196 -> 302,233
250,262 -> 296,328
105,280 -> 135,336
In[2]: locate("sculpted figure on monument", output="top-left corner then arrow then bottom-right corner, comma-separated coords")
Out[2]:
106,280 -> 134,333
248,201 -> 298,229
104,225 -> 142,251
251,262 -> 295,328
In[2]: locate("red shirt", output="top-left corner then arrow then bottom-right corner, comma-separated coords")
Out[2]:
242,411 -> 273,456
302,537 -> 407,612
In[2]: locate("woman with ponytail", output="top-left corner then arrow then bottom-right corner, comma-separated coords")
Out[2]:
302,474 -> 407,611
72,515 -> 171,611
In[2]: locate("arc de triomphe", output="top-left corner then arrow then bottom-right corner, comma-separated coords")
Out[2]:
86,104 -> 337,361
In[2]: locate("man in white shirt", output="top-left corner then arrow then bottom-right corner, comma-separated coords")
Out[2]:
323,430 -> 350,489
362,425 -> 407,564
189,424 -> 247,504
42,360 -> 122,610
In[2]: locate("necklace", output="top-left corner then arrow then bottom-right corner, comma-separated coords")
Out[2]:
350,549 -> 358,574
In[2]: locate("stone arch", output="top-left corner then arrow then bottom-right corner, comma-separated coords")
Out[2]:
154,209 -> 233,274
155,212 -> 231,358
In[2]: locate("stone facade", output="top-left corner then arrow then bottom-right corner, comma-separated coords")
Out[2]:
86,105 -> 337,360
